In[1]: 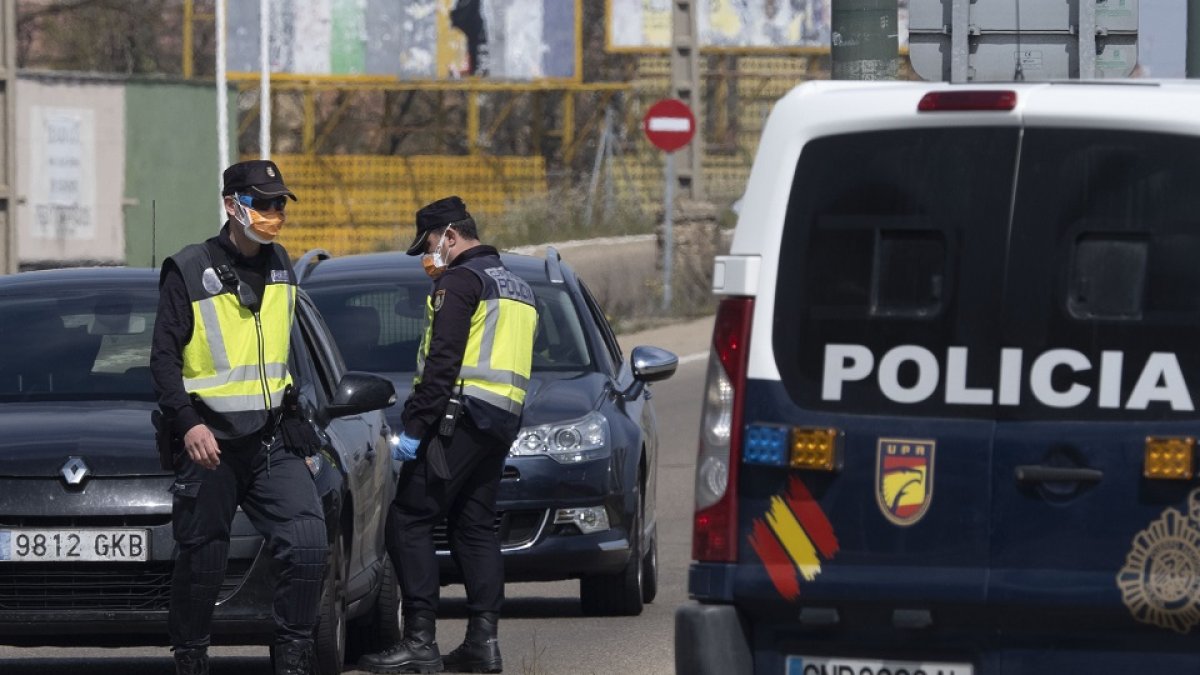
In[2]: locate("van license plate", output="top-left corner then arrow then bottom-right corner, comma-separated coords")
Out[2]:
786,655 -> 973,675
0,529 -> 150,562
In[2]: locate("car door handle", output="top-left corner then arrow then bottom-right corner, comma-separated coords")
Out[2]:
1014,465 -> 1103,484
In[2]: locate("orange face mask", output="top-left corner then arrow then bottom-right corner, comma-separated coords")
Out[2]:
235,197 -> 285,244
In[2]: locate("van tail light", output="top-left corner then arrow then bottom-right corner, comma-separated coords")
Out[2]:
692,296 -> 754,563
918,90 -> 1017,112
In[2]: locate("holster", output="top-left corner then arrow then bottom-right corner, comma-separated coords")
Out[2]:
150,409 -> 179,472
426,391 -> 464,481
279,384 -> 323,458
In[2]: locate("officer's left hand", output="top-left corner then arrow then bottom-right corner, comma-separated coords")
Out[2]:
392,432 -> 420,462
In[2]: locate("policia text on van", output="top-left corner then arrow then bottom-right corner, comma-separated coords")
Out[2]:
676,82 -> 1200,675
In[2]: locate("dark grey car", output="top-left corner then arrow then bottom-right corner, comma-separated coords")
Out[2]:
298,247 -> 678,616
0,267 -> 399,674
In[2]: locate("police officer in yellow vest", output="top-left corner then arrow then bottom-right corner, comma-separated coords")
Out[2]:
150,160 -> 326,675
358,196 -> 537,675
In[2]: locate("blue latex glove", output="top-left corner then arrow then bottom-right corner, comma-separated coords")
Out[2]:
392,432 -> 420,462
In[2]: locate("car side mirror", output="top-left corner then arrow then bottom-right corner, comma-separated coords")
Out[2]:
622,345 -> 678,399
327,371 -> 397,418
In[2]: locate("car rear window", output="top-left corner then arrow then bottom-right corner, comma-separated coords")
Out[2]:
775,126 -> 1200,421
0,288 -> 159,401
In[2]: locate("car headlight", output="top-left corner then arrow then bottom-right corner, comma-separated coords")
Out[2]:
510,411 -> 610,463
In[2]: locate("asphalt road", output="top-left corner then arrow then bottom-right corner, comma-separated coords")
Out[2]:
0,315 -> 715,675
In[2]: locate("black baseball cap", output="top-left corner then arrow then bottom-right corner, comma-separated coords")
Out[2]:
221,159 -> 298,201
406,196 -> 470,256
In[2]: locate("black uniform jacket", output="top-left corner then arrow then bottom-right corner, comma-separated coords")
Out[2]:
150,224 -> 277,438
401,245 -> 520,443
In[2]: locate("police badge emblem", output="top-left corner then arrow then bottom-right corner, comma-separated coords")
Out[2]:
875,438 -> 935,526
432,289 -> 446,312
1118,489 -> 1200,633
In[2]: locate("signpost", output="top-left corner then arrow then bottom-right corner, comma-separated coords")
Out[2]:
643,98 -> 696,311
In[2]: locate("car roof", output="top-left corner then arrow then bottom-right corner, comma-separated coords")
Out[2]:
0,266 -> 158,292
295,248 -> 570,287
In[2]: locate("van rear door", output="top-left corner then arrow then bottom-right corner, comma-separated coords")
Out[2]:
988,126 -> 1200,648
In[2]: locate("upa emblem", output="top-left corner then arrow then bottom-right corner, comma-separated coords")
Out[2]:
876,438 -> 934,526
432,289 -> 446,312
1117,489 -> 1200,633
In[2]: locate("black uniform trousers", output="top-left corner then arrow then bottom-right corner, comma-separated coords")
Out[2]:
387,417 -> 507,617
169,434 -> 328,649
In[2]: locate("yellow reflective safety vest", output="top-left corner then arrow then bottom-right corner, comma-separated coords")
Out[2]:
168,241 -> 295,440
416,254 -> 537,419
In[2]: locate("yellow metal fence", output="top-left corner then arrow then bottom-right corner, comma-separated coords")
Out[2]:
269,154 -> 548,256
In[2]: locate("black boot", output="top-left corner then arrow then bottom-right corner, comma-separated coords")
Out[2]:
173,647 -> 209,675
357,612 -> 443,674
443,612 -> 502,673
274,640 -> 316,675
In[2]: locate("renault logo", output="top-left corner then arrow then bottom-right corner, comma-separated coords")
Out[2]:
61,456 -> 89,485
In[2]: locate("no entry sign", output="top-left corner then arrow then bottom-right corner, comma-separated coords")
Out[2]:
643,98 -> 696,152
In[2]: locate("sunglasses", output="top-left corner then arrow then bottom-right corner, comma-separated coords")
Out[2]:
237,194 -> 287,212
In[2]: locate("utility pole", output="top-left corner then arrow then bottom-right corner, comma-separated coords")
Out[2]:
0,1 -> 15,274
662,0 -> 718,313
831,0 -> 899,80
670,0 -> 703,201
1190,0 -> 1200,77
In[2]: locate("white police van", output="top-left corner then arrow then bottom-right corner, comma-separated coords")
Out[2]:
676,80 -> 1200,674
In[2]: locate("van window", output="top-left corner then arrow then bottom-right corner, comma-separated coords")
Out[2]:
775,126 -> 1200,421
775,127 -> 1017,418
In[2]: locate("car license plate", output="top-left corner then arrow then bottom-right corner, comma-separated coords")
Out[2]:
0,528 -> 149,562
786,655 -> 973,675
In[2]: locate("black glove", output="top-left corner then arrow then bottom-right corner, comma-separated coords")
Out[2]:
279,384 -> 323,457
280,415 -> 323,458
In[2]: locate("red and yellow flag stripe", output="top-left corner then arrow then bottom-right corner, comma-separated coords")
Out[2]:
748,477 -> 840,600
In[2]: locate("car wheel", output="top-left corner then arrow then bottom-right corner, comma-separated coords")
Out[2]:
314,533 -> 347,675
346,553 -> 402,661
580,485 -> 646,617
641,531 -> 658,605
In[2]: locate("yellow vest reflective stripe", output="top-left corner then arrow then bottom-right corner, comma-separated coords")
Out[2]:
416,256 -> 537,417
169,242 -> 295,437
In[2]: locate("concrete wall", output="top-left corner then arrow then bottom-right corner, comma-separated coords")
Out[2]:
124,80 -> 236,269
16,76 -> 126,268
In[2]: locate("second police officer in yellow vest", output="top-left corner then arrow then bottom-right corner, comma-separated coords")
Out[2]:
359,196 -> 538,674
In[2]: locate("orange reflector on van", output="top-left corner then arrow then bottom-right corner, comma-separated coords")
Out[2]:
918,90 -> 1017,112
790,428 -> 842,471
1144,437 -> 1194,480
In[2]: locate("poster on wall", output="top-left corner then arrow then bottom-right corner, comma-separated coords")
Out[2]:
227,0 -> 580,81
607,0 -> 909,51
29,106 -> 95,241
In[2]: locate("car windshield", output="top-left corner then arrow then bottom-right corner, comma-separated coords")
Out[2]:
0,287 -> 159,402
306,279 -> 593,374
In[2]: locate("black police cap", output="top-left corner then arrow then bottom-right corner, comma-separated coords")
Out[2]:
221,159 -> 298,201
406,196 -> 470,256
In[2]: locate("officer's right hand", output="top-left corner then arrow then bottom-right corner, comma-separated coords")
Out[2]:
183,424 -> 222,470
392,432 -> 420,462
